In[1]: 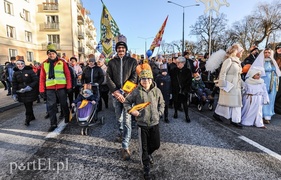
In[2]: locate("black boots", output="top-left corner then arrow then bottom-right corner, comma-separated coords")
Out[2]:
213,112 -> 223,122
143,165 -> 151,180
173,111 -> 178,119
186,115 -> 191,123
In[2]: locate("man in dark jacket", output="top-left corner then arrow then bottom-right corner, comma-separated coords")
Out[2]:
170,56 -> 192,123
5,57 -> 16,96
106,41 -> 138,161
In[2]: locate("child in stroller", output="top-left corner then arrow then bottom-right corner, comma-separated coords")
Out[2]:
71,83 -> 104,135
190,73 -> 214,111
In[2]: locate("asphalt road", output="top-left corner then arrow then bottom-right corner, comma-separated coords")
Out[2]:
0,99 -> 281,180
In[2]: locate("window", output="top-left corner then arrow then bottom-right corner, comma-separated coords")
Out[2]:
22,9 -> 30,22
48,34 -> 60,44
9,49 -> 18,59
27,51 -> 33,62
25,31 -> 32,42
46,15 -> 59,23
48,34 -> 60,49
6,25 -> 16,38
4,1 -> 13,15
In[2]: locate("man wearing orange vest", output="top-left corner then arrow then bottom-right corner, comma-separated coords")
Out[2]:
39,48 -> 72,132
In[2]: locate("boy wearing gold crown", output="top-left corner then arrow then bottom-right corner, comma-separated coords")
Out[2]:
124,69 -> 165,180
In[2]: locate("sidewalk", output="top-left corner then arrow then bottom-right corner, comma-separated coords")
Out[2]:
0,88 -> 22,113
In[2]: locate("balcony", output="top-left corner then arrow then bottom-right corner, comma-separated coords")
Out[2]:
77,0 -> 83,10
42,43 -> 61,50
86,29 -> 94,39
78,30 -> 85,39
78,47 -> 85,54
42,2 -> 59,12
40,22 -> 59,31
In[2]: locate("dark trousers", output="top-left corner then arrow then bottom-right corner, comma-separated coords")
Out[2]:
24,101 -> 34,119
98,90 -> 109,111
6,80 -> 12,94
139,124 -> 160,166
174,93 -> 189,117
46,89 -> 69,126
164,104 -> 169,118
1,81 -> 7,89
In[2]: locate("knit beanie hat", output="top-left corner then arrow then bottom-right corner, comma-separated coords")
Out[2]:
139,69 -> 153,79
115,41 -> 128,51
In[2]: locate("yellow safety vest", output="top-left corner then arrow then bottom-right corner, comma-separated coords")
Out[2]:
44,60 -> 67,87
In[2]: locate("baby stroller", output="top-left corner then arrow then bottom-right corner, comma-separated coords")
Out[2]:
188,89 -> 214,111
74,83 -> 104,135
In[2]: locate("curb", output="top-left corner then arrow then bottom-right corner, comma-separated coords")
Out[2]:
0,103 -> 22,113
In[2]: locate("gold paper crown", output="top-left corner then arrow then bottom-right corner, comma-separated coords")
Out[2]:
139,69 -> 153,79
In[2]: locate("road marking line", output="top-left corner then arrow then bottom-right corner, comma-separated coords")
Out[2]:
239,135 -> 281,161
45,121 -> 68,139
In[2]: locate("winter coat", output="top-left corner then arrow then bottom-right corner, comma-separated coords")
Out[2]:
191,78 -> 205,90
12,66 -> 39,103
39,58 -> 72,93
0,65 -> 5,81
170,67 -> 192,102
5,62 -> 15,81
106,56 -> 138,93
217,57 -> 243,107
81,65 -> 104,86
155,73 -> 171,105
124,82 -> 165,127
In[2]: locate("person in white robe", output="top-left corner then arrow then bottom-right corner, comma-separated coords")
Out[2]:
241,67 -> 269,128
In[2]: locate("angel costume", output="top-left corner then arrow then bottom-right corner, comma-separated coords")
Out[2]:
241,67 -> 269,127
247,50 -> 281,121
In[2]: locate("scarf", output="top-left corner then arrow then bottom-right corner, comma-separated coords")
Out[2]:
48,57 -> 58,79
245,77 -> 264,85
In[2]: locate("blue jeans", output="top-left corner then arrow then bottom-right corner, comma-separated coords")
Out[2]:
112,97 -> 131,149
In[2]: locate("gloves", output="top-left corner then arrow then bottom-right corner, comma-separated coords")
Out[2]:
12,94 -> 18,102
24,86 -> 32,92
16,88 -> 26,93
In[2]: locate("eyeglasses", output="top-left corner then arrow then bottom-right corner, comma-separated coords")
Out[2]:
16,62 -> 24,65
141,78 -> 151,81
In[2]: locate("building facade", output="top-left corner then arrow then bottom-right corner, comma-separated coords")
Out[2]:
0,0 -> 97,64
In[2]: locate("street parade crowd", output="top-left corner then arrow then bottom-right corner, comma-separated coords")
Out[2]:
1,41 -> 281,180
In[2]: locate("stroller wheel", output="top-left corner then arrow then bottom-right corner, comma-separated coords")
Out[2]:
100,117 -> 105,125
197,104 -> 202,111
81,128 -> 84,135
208,103 -> 213,111
84,128 -> 89,136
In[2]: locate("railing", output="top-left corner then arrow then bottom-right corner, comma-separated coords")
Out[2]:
43,3 -> 59,11
40,22 -> 59,30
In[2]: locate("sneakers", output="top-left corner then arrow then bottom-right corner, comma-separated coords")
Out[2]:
48,125 -> 57,132
121,148 -> 131,161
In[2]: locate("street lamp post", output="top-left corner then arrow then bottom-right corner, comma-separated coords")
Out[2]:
138,36 -> 153,57
167,1 -> 199,56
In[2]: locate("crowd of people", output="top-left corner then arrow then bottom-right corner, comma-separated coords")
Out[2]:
1,41 -> 281,180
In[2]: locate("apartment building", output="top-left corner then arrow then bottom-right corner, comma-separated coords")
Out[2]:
0,0 -> 97,64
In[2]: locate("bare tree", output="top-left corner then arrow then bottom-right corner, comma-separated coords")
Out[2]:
251,0 -> 281,46
190,13 -> 228,53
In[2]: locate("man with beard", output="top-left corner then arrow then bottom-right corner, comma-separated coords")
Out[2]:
106,41 -> 138,160
39,48 -> 72,132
